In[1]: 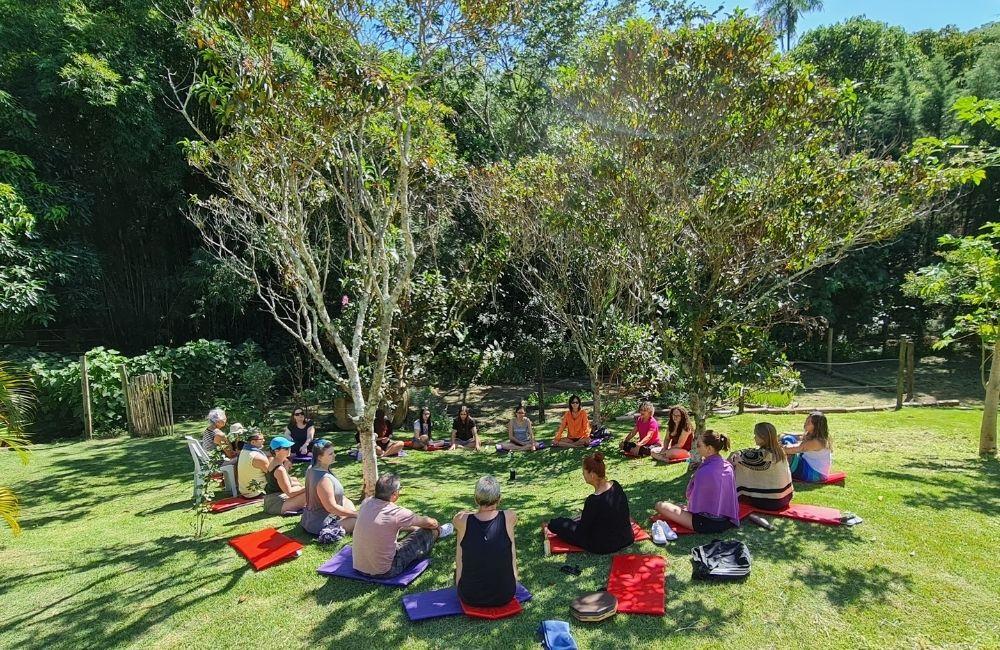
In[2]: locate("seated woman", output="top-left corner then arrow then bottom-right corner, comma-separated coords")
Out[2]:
412,406 -> 434,450
729,422 -> 793,511
450,405 -> 481,451
650,405 -> 694,462
283,408 -> 315,457
552,395 -> 591,448
547,453 -> 633,553
236,428 -> 269,498
374,408 -> 404,457
500,404 -> 537,451
262,436 -> 308,515
201,408 -> 236,465
654,431 -> 740,534
782,411 -> 833,482
300,440 -> 358,541
454,476 -> 519,607
621,401 -> 660,457
355,408 -> 405,457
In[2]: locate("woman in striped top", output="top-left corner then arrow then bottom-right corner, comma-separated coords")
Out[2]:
729,422 -> 793,511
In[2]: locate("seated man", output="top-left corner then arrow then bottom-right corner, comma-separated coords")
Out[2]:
352,474 -> 454,578
449,405 -> 481,451
236,429 -> 269,498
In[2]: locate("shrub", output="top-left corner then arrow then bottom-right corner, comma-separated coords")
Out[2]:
5,340 -> 277,439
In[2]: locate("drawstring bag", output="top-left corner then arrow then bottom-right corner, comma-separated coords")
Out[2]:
690,539 -> 752,582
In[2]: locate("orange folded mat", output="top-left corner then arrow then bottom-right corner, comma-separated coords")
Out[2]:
228,527 -> 303,571
461,597 -> 523,620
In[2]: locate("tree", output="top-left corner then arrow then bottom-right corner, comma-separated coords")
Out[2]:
177,0 -> 512,493
755,0 -> 823,52
0,361 -> 32,536
905,224 -> 1000,456
513,15 -> 963,435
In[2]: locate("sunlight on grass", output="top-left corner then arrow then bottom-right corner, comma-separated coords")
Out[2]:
0,409 -> 997,649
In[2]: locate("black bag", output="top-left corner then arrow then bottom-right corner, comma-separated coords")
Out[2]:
591,425 -> 611,439
690,539 -> 752,582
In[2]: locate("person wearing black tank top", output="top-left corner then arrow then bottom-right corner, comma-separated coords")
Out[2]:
454,476 -> 518,607
284,408 -> 315,456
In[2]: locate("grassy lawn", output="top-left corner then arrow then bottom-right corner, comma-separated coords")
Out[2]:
1,409 -> 998,649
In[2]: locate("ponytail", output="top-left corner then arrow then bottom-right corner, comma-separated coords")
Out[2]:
700,430 -> 730,453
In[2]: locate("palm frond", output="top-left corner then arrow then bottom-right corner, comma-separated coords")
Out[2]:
0,486 -> 21,536
0,360 -> 34,464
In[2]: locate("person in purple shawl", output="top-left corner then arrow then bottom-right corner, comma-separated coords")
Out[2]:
654,431 -> 740,534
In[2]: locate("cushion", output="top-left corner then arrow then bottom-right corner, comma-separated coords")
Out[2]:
403,584 -> 532,622
543,519 -> 650,555
210,494 -> 263,513
228,527 -> 303,571
461,596 -> 523,620
571,591 -> 618,622
794,470 -> 846,485
606,554 -> 666,616
745,502 -> 843,525
316,545 -> 429,587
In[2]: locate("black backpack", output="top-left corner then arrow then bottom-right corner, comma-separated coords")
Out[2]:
690,539 -> 752,582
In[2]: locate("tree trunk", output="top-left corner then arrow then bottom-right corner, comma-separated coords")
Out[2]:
980,337 -> 1000,456
589,368 -> 602,424
537,356 -> 546,424
355,409 -> 379,497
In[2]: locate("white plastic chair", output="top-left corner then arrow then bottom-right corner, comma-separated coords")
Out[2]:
185,436 -> 237,498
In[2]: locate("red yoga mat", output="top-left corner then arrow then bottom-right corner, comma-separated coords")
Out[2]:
650,503 -> 755,535
543,519 -> 651,554
794,471 -> 846,485
210,495 -> 264,513
747,502 -> 843,525
228,527 -> 304,571
606,554 -> 666,616
461,597 -> 523,620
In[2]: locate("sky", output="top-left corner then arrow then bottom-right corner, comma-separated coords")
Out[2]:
719,1 -> 1000,34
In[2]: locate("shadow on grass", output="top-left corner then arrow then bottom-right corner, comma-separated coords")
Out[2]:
868,455 -> 1000,516
0,535 -> 247,649
789,562 -> 913,606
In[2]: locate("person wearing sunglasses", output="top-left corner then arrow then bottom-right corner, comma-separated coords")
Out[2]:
552,395 -> 592,448
283,408 -> 315,456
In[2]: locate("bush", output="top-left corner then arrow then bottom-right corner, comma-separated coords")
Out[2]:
525,390 -> 593,407
4,339 -> 277,439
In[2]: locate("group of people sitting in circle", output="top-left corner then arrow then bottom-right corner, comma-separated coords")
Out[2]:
200,401 -> 835,597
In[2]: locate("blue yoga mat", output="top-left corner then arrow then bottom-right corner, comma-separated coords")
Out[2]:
403,583 -> 532,621
317,545 -> 429,587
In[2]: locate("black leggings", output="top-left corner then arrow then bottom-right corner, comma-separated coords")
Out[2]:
622,441 -> 652,457
548,517 -> 588,549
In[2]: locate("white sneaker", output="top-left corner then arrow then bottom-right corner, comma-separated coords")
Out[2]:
438,523 -> 455,539
652,520 -> 676,544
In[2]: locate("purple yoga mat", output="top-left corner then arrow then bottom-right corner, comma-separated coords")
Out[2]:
291,454 -> 312,463
402,583 -> 532,621
317,545 -> 430,587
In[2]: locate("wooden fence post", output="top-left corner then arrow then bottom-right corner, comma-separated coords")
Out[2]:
120,365 -> 132,435
80,354 -> 93,439
906,339 -> 916,402
896,336 -> 908,410
737,386 -> 746,414
826,327 -> 834,375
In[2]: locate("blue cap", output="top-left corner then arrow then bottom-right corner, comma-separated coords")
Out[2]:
269,436 -> 294,450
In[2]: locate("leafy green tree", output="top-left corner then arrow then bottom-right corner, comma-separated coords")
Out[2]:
755,0 -> 823,52
906,223 -> 1000,456
919,54 -> 960,138
179,0 -> 515,493
521,15 -> 964,434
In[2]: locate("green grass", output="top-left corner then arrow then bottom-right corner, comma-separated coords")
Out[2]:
1,409 -> 998,649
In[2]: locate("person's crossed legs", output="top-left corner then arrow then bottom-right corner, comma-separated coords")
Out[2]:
552,436 -> 591,449
653,500 -> 694,531
374,527 -> 439,578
